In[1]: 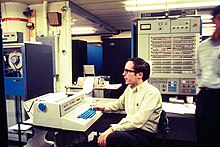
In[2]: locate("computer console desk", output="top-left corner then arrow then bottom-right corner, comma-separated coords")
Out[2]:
22,98 -> 196,147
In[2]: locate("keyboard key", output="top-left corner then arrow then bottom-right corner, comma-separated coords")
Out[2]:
77,108 -> 96,119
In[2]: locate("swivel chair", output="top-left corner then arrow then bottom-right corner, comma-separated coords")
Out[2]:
158,110 -> 170,147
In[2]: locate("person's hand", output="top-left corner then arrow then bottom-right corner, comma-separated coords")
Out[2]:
97,127 -> 114,147
93,105 -> 105,111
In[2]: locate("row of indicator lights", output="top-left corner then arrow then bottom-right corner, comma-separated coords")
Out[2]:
182,89 -> 196,93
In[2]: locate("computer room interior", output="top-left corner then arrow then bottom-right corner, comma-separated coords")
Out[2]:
0,0 -> 219,147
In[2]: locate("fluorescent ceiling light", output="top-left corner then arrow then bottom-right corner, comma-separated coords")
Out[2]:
202,23 -> 216,27
168,2 -> 220,9
202,19 -> 212,23
201,15 -> 213,23
71,19 -> 77,21
72,31 -> 96,35
71,19 -> 77,25
126,5 -> 166,11
71,27 -> 97,35
203,27 -> 215,30
125,1 -> 220,11
201,15 -> 213,20
71,27 -> 96,31
124,0 -> 176,5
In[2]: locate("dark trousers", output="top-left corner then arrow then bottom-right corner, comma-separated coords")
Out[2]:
195,88 -> 220,147
106,129 -> 156,147
68,129 -> 156,147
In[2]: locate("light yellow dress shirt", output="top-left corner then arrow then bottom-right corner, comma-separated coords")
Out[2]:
196,38 -> 220,89
104,80 -> 162,133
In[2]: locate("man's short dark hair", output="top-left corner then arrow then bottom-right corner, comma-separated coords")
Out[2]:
127,57 -> 150,81
211,5 -> 220,17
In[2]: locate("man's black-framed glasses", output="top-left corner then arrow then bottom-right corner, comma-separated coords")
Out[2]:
123,69 -> 137,74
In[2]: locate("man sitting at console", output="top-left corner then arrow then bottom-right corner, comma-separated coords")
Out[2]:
70,57 -> 162,147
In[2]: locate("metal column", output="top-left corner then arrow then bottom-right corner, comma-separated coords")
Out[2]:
0,25 -> 9,147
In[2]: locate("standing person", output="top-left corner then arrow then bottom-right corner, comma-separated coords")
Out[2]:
68,57 -> 162,147
195,5 -> 220,147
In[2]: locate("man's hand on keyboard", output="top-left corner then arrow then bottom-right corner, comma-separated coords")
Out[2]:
93,105 -> 105,111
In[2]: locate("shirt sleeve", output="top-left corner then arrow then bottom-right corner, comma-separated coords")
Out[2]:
195,44 -> 202,93
111,92 -> 162,132
104,90 -> 126,111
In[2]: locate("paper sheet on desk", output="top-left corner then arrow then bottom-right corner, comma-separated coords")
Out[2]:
162,102 -> 196,114
83,77 -> 94,94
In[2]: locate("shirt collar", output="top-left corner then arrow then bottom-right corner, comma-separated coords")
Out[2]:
131,80 -> 149,93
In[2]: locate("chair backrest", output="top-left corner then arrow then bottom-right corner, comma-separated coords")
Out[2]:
158,110 -> 170,135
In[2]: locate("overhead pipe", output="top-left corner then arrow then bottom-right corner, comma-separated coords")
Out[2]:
69,1 -> 119,35
43,0 -> 48,36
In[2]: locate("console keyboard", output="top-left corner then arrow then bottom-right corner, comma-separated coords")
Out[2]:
77,108 -> 96,119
